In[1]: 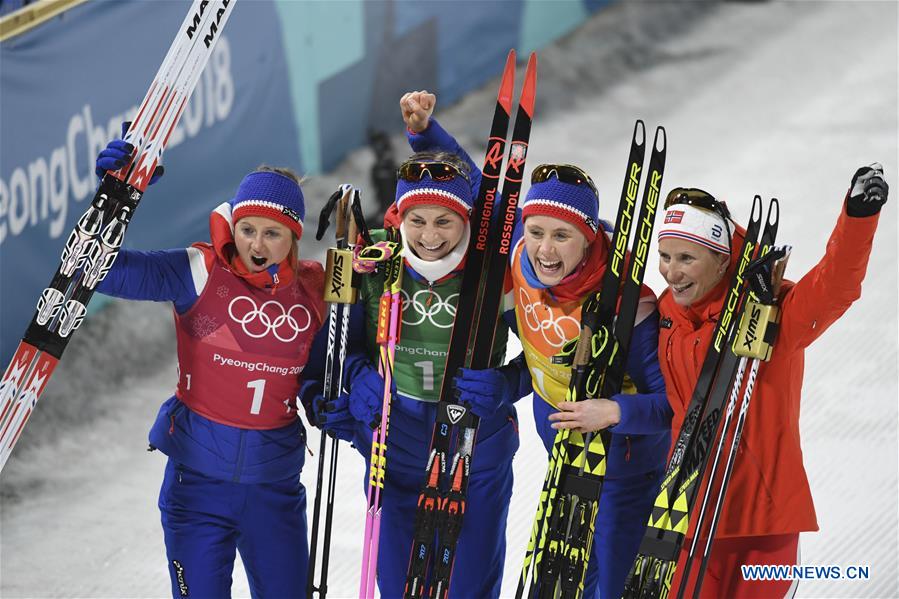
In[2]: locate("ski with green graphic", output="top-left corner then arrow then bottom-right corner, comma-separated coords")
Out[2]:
517,121 -> 667,599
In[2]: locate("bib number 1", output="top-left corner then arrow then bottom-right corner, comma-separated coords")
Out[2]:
246,379 -> 266,415
414,360 -> 435,391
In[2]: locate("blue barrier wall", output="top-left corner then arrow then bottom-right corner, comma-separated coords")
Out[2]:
0,0 -> 610,365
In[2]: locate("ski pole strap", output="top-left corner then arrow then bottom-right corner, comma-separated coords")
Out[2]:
745,245 -> 790,303
354,241 -> 399,273
323,187 -> 358,304
350,189 -> 373,246
316,186 -> 346,241
733,245 -> 791,361
552,325 -> 620,402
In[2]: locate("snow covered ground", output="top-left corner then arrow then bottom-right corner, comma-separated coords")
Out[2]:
2,1 -> 897,598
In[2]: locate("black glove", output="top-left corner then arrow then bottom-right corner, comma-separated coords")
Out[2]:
847,162 -> 888,217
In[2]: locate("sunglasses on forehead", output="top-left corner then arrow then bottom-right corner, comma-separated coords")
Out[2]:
664,187 -> 734,255
530,163 -> 599,198
396,159 -> 470,184
664,187 -> 732,221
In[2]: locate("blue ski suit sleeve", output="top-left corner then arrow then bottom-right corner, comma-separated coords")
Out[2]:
501,351 -> 533,404
406,118 -> 483,197
296,320 -> 332,425
502,304 -> 518,333
96,248 -> 200,314
610,311 -> 672,435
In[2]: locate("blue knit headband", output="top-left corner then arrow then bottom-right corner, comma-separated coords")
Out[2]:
231,171 -> 305,238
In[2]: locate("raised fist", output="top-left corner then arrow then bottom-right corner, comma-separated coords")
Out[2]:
400,90 -> 436,134
847,162 -> 888,217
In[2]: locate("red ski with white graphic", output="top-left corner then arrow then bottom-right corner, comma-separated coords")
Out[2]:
0,0 -> 237,471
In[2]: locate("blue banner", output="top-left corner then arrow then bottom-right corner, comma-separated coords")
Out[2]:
0,0 -> 301,364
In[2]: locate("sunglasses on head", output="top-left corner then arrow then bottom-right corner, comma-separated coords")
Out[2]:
397,159 -> 470,184
663,187 -> 732,221
531,163 -> 598,198
664,187 -> 734,254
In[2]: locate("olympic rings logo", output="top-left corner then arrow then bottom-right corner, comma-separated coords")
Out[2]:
228,296 -> 312,342
400,288 -> 458,329
518,287 -> 579,348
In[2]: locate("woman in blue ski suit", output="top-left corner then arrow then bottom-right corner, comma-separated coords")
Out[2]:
94,139 -> 324,598
302,92 -> 532,598
510,164 -> 671,599
414,98 -> 672,597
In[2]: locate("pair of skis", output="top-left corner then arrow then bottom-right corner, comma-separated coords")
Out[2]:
0,0 -> 236,472
516,122 -> 667,599
308,184 -> 368,598
403,49 -> 537,599
622,196 -> 788,599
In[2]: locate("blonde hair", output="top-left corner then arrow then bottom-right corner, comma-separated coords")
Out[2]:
253,164 -> 307,186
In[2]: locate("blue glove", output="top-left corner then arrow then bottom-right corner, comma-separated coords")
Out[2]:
453,365 -> 519,420
344,358 -> 386,430
310,391 -> 356,443
95,122 -> 164,184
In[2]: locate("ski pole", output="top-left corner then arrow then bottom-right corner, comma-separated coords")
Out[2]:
308,184 -> 359,598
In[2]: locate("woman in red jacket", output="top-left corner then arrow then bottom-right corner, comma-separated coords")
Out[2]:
654,163 -> 888,598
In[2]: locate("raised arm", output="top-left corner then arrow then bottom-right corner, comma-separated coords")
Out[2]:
400,90 -> 483,195
776,163 -> 888,353
97,246 -> 208,314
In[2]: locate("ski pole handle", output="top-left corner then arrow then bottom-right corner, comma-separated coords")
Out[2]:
323,186 -> 357,304
335,185 -> 351,241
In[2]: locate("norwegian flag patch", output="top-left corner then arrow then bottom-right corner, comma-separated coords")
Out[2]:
665,210 -> 684,224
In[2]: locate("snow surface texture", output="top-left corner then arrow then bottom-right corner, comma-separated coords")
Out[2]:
2,1 -> 897,597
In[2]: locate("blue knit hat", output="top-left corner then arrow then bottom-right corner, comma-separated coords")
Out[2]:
395,173 -> 473,221
521,176 -> 599,240
230,171 -> 305,239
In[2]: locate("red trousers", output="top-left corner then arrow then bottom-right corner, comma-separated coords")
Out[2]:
669,533 -> 800,598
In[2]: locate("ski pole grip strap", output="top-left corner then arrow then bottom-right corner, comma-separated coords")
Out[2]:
353,241 -> 399,273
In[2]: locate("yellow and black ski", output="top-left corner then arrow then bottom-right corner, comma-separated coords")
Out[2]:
622,196 -> 781,599
517,121 -> 667,599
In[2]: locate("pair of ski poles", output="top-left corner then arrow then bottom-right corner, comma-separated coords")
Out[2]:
307,184 -> 403,599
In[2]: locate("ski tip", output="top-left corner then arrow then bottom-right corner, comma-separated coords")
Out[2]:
751,195 -> 764,221
767,197 -> 780,227
498,50 -> 517,113
519,52 -> 538,116
633,120 -> 646,146
653,126 -> 667,153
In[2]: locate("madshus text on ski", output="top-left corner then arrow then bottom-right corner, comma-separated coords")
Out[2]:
0,3 -> 889,598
